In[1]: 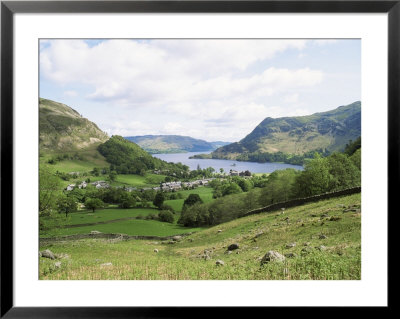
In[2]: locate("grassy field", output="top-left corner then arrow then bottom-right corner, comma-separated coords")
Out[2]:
40,145 -> 109,173
165,187 -> 214,212
40,207 -> 203,238
39,193 -> 361,280
114,174 -> 167,187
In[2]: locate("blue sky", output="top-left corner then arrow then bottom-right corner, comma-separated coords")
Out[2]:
40,39 -> 360,142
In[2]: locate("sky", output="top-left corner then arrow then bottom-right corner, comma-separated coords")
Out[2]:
40,39 -> 361,142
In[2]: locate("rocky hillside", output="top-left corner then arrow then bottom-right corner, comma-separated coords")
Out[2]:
124,135 -> 229,154
212,101 -> 361,159
39,98 -> 109,152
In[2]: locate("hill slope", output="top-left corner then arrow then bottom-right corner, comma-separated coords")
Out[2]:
98,135 -> 189,175
212,101 -> 361,159
39,98 -> 109,152
124,135 -> 229,154
39,192 -> 361,280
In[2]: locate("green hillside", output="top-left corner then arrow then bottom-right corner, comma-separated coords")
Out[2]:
124,135 -> 229,154
212,101 -> 361,160
39,192 -> 361,280
39,98 -> 109,152
97,135 -> 190,176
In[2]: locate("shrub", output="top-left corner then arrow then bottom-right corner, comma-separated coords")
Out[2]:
158,210 -> 174,223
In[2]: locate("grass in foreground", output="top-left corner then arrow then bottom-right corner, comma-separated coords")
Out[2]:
39,193 -> 361,280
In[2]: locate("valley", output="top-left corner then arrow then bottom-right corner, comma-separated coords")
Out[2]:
38,98 -> 361,281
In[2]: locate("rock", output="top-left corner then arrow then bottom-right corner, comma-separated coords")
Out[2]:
284,253 -> 297,258
216,260 -> 225,266
319,234 -> 328,239
315,245 -> 327,251
100,262 -> 112,267
227,243 -> 239,251
303,242 -> 311,246
224,251 -> 232,255
40,249 -> 56,260
154,249 -> 159,253
285,242 -> 296,248
90,230 -> 102,234
217,230 -> 222,233
260,251 -> 285,265
54,261 -> 61,268
172,236 -> 182,241
255,232 -> 264,238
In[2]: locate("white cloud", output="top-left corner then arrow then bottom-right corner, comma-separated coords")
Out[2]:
40,39 -> 327,141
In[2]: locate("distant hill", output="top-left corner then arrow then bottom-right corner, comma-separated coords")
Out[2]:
39,98 -> 109,152
124,135 -> 230,154
211,101 -> 361,160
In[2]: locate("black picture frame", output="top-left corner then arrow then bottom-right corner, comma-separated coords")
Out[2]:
1,0 -> 396,317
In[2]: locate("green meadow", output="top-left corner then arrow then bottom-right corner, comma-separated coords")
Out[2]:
39,193 -> 361,280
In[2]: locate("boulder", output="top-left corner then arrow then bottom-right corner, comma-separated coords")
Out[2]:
319,234 -> 328,239
154,249 -> 159,253
285,242 -> 296,248
172,236 -> 182,242
40,249 -> 56,260
255,232 -> 264,238
227,243 -> 239,251
260,251 -> 285,265
54,261 -> 62,268
216,260 -> 225,266
315,245 -> 327,251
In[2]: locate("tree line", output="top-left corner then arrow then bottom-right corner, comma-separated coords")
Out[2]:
178,147 -> 361,227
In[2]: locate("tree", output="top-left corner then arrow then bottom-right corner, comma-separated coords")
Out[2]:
57,195 -> 77,217
92,167 -> 100,176
292,154 -> 331,197
326,152 -> 361,191
119,193 -> 136,208
183,194 -> 203,207
85,198 -> 104,212
108,171 -> 117,182
39,165 -> 61,216
153,192 -> 165,209
221,182 -> 242,196
158,210 -> 174,223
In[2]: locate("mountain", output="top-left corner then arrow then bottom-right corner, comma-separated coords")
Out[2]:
39,98 -> 109,152
124,135 -> 230,154
211,101 -> 361,160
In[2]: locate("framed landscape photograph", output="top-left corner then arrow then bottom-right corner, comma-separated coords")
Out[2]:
1,0 -> 395,315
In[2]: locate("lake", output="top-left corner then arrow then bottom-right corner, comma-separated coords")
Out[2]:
152,152 -> 303,174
